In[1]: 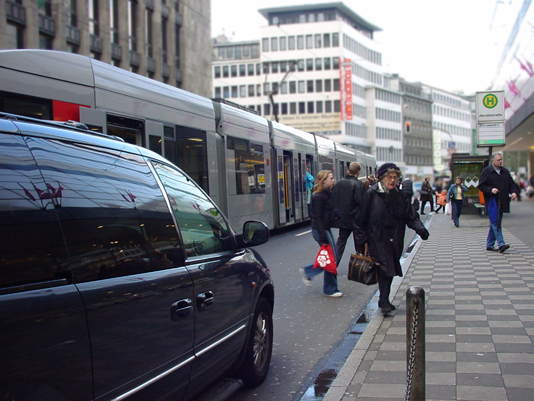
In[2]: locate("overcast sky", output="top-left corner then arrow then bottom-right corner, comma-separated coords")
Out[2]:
212,0 -> 517,94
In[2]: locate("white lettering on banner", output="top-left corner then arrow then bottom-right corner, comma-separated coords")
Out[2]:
343,58 -> 352,120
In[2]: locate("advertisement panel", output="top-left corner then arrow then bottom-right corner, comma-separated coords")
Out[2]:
279,113 -> 340,133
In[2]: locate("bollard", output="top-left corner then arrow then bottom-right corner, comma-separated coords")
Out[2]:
405,287 -> 425,401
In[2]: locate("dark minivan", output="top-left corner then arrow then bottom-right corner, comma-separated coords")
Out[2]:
0,113 -> 274,401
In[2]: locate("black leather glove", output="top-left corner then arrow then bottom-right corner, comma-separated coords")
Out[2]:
418,228 -> 429,240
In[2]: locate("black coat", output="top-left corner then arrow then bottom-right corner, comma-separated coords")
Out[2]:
362,184 -> 428,278
331,175 -> 365,229
478,166 -> 519,213
420,181 -> 433,201
311,189 -> 337,243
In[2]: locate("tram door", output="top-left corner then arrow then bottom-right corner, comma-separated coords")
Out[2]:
274,149 -> 286,225
295,153 -> 303,222
283,151 -> 295,224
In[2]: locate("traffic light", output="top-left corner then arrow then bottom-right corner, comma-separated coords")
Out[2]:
405,121 -> 411,133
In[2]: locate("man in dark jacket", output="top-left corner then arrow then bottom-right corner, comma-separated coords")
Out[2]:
478,152 -> 519,253
331,162 -> 365,263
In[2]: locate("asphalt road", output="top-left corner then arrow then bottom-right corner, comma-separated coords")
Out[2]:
228,221 -> 423,401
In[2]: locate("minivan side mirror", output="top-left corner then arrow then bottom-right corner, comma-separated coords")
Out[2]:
241,221 -> 269,247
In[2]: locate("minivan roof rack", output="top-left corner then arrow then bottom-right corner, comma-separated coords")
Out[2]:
0,112 -> 125,142
212,98 -> 260,116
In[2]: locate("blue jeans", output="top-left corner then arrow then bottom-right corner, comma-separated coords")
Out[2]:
487,210 -> 505,248
451,200 -> 463,226
303,228 -> 339,295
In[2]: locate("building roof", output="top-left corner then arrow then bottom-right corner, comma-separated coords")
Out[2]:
213,40 -> 260,48
258,2 -> 381,32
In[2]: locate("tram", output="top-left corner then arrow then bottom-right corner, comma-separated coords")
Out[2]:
0,50 -> 376,232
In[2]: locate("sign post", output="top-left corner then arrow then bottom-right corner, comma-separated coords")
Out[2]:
476,91 -> 505,155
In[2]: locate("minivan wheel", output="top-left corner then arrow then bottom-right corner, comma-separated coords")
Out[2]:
239,297 -> 273,387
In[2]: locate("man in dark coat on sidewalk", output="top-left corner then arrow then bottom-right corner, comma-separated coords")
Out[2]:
331,162 -> 366,263
478,152 -> 519,253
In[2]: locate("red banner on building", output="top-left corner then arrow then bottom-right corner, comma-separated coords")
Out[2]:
339,58 -> 352,121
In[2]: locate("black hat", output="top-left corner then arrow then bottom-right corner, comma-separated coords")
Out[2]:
377,163 -> 400,179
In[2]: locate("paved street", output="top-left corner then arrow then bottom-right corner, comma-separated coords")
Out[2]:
324,199 -> 534,401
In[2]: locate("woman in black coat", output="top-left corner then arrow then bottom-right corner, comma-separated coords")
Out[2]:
362,163 -> 429,315
420,177 -> 434,214
302,170 -> 343,297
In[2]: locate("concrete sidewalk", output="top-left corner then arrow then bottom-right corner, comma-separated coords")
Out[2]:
324,212 -> 534,401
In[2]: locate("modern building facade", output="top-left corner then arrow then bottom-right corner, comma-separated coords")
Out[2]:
0,0 -> 212,97
212,3 -> 402,160
424,85 -> 473,173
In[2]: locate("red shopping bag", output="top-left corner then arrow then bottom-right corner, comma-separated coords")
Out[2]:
313,244 -> 337,275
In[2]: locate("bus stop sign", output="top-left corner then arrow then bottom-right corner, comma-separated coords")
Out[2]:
476,90 -> 505,147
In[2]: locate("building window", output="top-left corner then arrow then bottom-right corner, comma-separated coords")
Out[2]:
297,59 -> 305,71
333,79 -> 340,91
333,57 -> 339,69
145,8 -> 153,57
281,103 -> 288,115
215,87 -> 221,97
264,103 -> 271,115
315,58 -> 322,70
6,23 -> 24,48
332,33 -> 339,47
316,101 -> 323,113
239,85 -> 246,97
222,65 -> 229,77
315,80 -> 323,92
290,102 -> 296,114
262,38 -> 269,52
128,0 -> 138,50
280,36 -> 287,50
231,65 -> 237,77
248,85 -> 254,97
298,81 -> 305,93
305,34 -> 313,49
247,63 -> 254,76
325,79 -> 332,92
272,62 -> 279,73
89,0 -> 100,35
299,102 -> 305,114
162,16 -> 168,62
256,84 -> 261,96
306,58 -> 313,71
288,36 -> 295,50
289,81 -> 296,94
223,86 -> 229,98
307,80 -> 314,93
314,34 -> 322,48
324,57 -> 331,70
297,35 -> 304,49
271,37 -> 278,51
325,101 -> 332,113
110,0 -> 119,43
323,33 -> 330,47
239,64 -> 246,76
334,100 -> 340,112
307,101 -> 314,114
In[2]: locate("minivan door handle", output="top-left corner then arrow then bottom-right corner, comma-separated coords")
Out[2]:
197,291 -> 214,310
170,298 -> 193,320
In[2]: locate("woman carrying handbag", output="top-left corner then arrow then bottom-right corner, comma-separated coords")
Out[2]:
361,163 -> 429,315
301,170 -> 343,298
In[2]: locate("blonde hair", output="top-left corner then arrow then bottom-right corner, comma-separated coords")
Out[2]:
313,170 -> 332,193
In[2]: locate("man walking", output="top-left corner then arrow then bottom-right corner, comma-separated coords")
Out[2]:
478,153 -> 519,253
331,162 -> 365,263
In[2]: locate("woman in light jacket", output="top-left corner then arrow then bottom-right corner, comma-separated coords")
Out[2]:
447,177 -> 468,227
301,170 -> 342,297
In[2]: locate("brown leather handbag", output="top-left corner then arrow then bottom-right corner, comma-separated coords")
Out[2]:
347,252 -> 377,285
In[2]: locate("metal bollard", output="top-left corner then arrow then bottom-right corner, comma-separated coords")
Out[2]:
404,287 -> 425,401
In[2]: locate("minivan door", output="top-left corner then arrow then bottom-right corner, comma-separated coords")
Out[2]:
25,136 -> 194,401
152,161 -> 254,398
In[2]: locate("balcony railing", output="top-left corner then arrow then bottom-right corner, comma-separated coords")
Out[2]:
90,34 -> 103,53
111,43 -> 122,61
162,63 -> 170,79
38,14 -> 55,36
147,57 -> 156,73
130,51 -> 140,68
6,1 -> 26,25
66,25 -> 81,45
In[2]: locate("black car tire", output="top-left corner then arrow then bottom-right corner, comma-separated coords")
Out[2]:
238,297 -> 273,387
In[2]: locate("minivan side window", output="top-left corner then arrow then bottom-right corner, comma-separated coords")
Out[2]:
153,162 -> 234,257
0,134 -> 69,289
26,137 -> 183,282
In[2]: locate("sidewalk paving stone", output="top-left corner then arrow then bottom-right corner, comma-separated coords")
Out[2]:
322,213 -> 534,401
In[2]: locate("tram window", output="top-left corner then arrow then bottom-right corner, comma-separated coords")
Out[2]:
175,125 -> 208,192
26,137 -> 181,282
164,126 -> 178,165
227,137 -> 265,195
153,162 -> 233,257
0,91 -> 52,119
107,115 -> 145,146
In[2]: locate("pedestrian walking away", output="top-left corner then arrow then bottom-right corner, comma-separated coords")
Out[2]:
447,177 -> 468,227
419,176 -> 434,214
302,170 -> 343,297
435,189 -> 447,213
362,163 -> 429,315
478,152 -> 520,253
331,162 -> 366,263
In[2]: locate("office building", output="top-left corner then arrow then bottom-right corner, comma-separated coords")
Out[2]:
1,0 -> 212,97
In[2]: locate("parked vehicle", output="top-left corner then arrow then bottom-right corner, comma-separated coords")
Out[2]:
0,113 -> 274,401
0,49 -> 376,233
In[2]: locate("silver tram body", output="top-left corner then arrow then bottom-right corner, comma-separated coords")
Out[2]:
0,49 -> 376,232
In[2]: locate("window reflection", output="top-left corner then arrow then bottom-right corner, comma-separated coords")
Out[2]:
0,134 -> 68,288
26,137 -> 183,282
154,162 -> 234,257
227,137 -> 266,195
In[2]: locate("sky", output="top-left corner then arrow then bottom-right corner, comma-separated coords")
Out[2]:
211,0 -> 517,95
